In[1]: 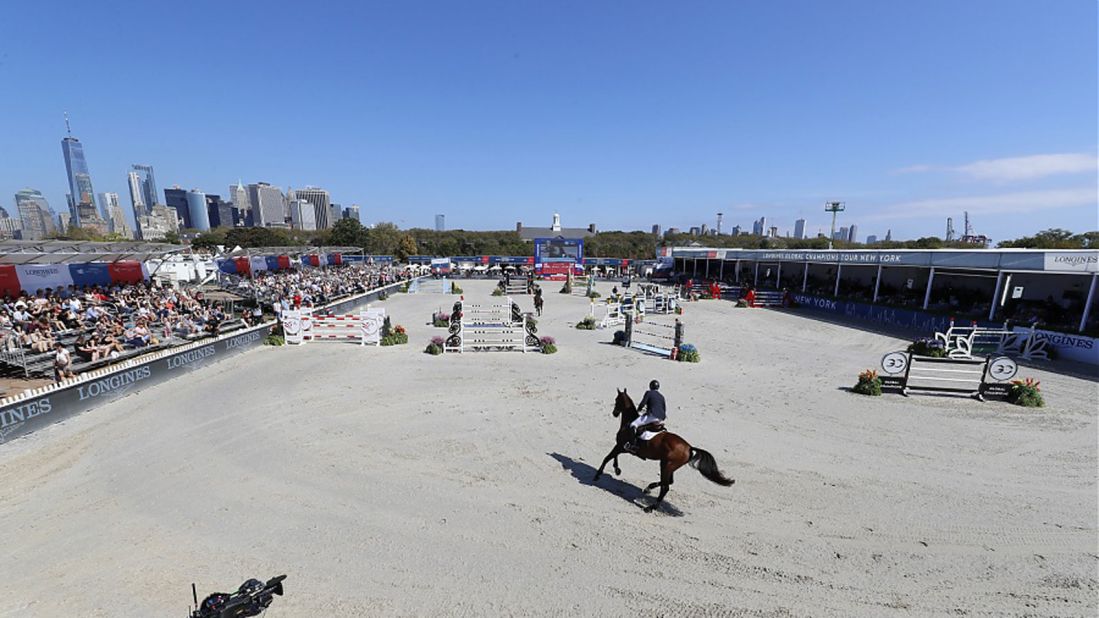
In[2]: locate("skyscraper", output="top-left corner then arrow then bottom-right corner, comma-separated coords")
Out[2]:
344,205 -> 360,222
0,207 -> 21,240
289,199 -> 317,230
294,187 -> 331,229
15,189 -> 57,240
435,214 -> 446,231
752,216 -> 767,236
328,203 -> 342,228
61,116 -> 98,227
229,180 -> 251,221
248,183 -> 287,227
98,192 -> 132,238
651,224 -> 661,237
885,229 -> 892,242
866,235 -> 878,244
164,187 -> 190,228
131,164 -> 159,211
185,190 -> 212,231
835,226 -> 849,241
794,218 -> 806,239
847,224 -> 858,243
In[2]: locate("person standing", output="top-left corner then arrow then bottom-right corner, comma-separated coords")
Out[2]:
53,342 -> 74,382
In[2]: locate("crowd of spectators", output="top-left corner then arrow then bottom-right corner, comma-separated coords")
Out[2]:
1,263 -> 409,384
230,263 -> 410,311
1,283 -> 233,381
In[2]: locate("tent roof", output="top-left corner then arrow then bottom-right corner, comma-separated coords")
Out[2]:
0,240 -> 186,265
224,246 -> 363,257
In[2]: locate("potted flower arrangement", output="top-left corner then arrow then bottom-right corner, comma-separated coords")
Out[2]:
852,369 -> 883,396
1007,377 -> 1044,407
424,336 -> 445,355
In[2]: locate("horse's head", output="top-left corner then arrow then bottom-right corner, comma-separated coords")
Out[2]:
613,388 -> 636,419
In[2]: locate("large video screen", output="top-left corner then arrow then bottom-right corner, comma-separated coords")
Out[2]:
534,237 -> 583,262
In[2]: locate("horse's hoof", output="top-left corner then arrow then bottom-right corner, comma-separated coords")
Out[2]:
643,505 -> 655,513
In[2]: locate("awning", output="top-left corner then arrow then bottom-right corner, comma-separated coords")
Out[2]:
0,240 -> 186,265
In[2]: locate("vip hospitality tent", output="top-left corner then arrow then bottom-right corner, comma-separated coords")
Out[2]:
0,241 -> 190,296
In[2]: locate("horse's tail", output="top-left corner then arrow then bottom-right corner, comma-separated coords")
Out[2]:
689,447 -> 735,486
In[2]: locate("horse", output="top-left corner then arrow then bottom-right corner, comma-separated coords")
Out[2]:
592,389 -> 734,513
533,289 -> 544,316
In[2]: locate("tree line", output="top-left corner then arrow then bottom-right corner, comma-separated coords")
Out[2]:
47,221 -> 1098,257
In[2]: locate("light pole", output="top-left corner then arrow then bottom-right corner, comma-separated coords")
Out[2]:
825,201 -> 845,250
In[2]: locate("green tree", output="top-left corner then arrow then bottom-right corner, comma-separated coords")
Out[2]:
328,218 -> 370,248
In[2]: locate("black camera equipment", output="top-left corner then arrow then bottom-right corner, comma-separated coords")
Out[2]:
189,575 -> 286,618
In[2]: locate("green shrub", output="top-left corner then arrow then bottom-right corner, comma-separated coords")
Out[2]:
586,291 -> 601,299
852,369 -> 883,396
676,343 -> 700,363
451,283 -> 463,294
377,291 -> 389,301
398,282 -> 409,293
575,316 -> 597,330
263,334 -> 285,346
1007,378 -> 1044,407
491,287 -> 504,296
540,336 -> 557,354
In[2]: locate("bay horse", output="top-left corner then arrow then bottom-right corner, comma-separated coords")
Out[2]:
593,389 -> 734,513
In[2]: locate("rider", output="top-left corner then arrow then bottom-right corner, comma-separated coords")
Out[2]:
626,380 -> 666,453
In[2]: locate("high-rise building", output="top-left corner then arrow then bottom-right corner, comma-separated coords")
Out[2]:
885,229 -> 892,242
344,205 -> 360,222
186,190 -> 211,231
164,188 -> 190,228
847,224 -> 858,243
61,117 -> 98,227
752,216 -> 767,236
689,226 -> 702,236
834,226 -> 849,241
794,218 -> 806,239
651,224 -> 661,236
229,180 -> 251,222
15,189 -> 57,240
435,214 -> 446,231
700,223 -> 709,236
207,195 -> 237,228
247,183 -> 287,227
0,206 -> 22,240
294,187 -> 331,229
328,203 -> 342,228
98,192 -> 132,238
131,164 -> 159,211
866,235 -> 878,245
289,199 -> 317,231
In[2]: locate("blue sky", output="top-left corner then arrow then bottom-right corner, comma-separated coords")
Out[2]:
1,0 -> 1095,242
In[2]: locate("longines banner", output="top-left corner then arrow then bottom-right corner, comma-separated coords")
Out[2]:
0,324 -> 273,446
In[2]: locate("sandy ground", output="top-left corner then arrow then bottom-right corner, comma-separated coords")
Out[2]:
0,279 -> 1096,617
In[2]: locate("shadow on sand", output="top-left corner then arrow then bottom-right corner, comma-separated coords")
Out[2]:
548,452 -> 684,517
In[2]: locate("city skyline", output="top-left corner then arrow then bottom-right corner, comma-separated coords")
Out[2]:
1,2 -> 1095,241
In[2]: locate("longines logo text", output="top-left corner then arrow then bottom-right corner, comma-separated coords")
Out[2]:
225,331 -> 263,349
77,366 -> 152,400
0,398 -> 52,430
166,346 -> 216,369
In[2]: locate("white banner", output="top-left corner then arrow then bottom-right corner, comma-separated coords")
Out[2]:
15,264 -> 74,292
249,256 -> 269,273
1043,252 -> 1098,273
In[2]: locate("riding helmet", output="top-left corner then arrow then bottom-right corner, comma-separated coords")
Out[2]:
649,379 -> 660,390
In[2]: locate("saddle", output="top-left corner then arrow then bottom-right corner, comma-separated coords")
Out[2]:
638,423 -> 666,435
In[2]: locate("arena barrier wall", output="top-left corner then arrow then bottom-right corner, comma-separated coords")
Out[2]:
0,278 -> 413,446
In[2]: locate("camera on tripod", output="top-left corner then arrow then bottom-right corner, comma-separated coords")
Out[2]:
189,574 -> 286,618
